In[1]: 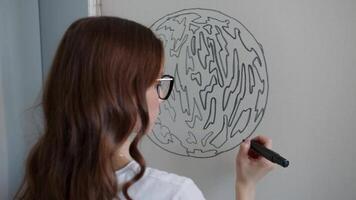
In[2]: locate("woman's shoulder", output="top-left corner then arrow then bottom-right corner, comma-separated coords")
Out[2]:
145,164 -> 189,185
115,159 -> 188,184
116,160 -> 206,200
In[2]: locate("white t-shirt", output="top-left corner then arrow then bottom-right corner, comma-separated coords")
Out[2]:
116,160 -> 206,200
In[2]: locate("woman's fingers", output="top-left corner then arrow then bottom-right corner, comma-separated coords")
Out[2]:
235,135 -> 276,187
249,135 -> 276,169
251,135 -> 272,149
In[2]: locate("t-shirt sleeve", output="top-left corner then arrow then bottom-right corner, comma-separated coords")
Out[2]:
173,178 -> 206,200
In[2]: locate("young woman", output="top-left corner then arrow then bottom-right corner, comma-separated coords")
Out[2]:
15,16 -> 275,200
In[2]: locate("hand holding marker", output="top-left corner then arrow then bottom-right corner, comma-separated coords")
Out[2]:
243,137 -> 289,168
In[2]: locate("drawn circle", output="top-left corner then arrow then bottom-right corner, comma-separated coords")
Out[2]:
148,8 -> 269,158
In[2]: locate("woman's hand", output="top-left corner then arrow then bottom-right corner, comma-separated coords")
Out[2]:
235,135 -> 276,200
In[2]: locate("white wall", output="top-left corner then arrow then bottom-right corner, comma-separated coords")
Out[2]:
103,0 -> 356,200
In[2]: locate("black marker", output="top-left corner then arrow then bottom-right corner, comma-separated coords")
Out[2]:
248,140 -> 289,168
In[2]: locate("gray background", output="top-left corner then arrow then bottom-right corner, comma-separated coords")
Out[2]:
1,0 -> 356,200
102,0 -> 356,199
0,0 -> 87,199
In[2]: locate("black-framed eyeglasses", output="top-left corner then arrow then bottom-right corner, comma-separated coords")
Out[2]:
156,74 -> 174,100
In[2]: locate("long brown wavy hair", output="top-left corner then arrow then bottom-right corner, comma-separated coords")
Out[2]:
15,16 -> 163,200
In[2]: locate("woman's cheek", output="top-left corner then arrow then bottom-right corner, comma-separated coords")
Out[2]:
147,87 -> 160,127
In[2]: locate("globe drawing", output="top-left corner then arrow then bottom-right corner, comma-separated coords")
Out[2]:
148,8 -> 269,158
